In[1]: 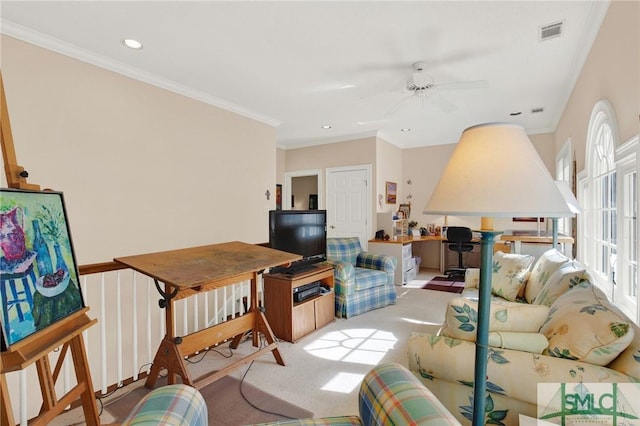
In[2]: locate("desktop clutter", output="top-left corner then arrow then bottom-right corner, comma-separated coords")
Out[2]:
374,209 -> 442,240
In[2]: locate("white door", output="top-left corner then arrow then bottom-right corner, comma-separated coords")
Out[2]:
326,165 -> 371,249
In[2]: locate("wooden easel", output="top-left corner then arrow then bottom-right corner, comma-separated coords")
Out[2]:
1,71 -> 100,425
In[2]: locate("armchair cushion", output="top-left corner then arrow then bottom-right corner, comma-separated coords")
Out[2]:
326,237 -> 361,265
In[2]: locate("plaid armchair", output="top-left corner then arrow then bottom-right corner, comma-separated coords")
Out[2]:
326,237 -> 397,318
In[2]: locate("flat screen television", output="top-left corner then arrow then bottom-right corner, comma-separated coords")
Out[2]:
269,209 -> 327,274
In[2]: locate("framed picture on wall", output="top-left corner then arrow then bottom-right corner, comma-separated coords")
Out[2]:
0,189 -> 85,350
385,181 -> 397,204
275,184 -> 282,210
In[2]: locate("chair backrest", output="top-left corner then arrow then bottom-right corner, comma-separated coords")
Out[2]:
446,227 -> 472,244
326,237 -> 362,266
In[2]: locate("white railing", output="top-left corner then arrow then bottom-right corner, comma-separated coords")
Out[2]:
4,262 -> 256,424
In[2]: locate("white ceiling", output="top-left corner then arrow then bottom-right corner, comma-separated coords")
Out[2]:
0,1 -> 610,150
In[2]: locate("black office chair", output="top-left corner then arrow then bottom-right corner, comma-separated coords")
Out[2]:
445,227 -> 474,278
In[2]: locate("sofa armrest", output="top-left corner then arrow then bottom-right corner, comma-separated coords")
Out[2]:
464,268 -> 480,289
251,417 -> 362,425
121,384 -> 207,426
356,252 -> 396,272
356,253 -> 397,286
359,363 -> 460,425
326,259 -> 355,296
408,332 -> 635,409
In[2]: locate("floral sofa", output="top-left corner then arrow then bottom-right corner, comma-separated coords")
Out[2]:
326,237 -> 397,318
408,249 -> 640,425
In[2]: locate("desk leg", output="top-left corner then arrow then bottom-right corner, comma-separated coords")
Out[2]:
255,310 -> 285,366
144,337 -> 193,389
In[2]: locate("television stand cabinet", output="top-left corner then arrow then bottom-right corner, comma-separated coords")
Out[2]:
264,264 -> 335,342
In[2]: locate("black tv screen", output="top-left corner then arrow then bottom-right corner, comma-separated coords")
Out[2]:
269,210 -> 327,265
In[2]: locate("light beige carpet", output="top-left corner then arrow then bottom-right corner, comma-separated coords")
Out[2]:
104,375 -> 313,425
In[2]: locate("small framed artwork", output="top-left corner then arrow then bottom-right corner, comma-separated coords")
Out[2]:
398,203 -> 411,219
385,181 -> 397,204
0,188 -> 85,350
513,217 -> 545,222
275,184 -> 282,210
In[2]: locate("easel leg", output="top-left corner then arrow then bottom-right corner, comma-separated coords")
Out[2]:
35,356 -> 56,413
144,337 -> 193,389
70,334 -> 100,426
1,357 -> 15,426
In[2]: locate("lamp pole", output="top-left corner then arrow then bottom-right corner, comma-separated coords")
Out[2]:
473,230 -> 502,426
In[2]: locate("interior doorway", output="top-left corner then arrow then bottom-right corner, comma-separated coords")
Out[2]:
284,169 -> 322,210
326,165 -> 372,249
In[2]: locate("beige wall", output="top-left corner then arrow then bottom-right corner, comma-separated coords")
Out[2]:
555,0 -> 639,173
376,137 -> 403,214
1,35 -> 277,264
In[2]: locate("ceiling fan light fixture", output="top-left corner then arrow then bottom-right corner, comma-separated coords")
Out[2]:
122,38 -> 143,50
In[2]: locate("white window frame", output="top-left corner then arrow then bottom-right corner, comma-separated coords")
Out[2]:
555,138 -> 573,238
579,100 -> 619,298
615,135 -> 639,323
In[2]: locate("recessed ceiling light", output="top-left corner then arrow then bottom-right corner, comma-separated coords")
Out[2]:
509,111 -> 522,116
122,38 -> 143,50
400,128 -> 411,132
321,125 -> 332,129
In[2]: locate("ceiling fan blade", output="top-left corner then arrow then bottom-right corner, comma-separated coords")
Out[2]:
434,80 -> 489,91
384,93 -> 415,117
428,93 -> 458,113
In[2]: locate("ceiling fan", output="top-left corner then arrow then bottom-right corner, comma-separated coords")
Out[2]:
386,61 -> 489,115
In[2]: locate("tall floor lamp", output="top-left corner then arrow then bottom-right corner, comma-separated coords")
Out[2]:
423,123 -> 574,426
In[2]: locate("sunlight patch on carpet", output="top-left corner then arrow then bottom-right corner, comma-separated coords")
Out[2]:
303,328 -> 397,365
400,317 -> 442,326
321,372 -> 365,394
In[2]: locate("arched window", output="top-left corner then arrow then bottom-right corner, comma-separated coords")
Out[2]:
582,100 -> 618,295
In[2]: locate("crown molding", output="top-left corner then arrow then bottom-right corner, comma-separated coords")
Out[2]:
1,20 -> 281,128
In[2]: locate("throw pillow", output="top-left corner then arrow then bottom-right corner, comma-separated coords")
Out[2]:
540,283 -> 635,366
607,322 -> 640,380
440,297 -> 550,342
488,331 -> 549,354
490,251 -> 534,301
532,261 -> 591,306
464,268 -> 480,290
524,249 -> 570,303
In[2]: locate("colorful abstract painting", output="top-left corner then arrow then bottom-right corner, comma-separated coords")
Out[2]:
0,189 -> 84,350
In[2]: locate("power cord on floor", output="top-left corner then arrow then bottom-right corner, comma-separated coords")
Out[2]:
239,359 -> 297,420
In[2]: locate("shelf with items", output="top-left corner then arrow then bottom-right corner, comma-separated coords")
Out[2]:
263,265 -> 335,343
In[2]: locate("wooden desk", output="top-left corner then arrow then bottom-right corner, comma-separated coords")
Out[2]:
500,231 -> 574,257
114,241 -> 300,389
369,236 -> 446,284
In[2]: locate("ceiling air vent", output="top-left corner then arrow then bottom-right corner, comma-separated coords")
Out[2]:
540,21 -> 563,41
